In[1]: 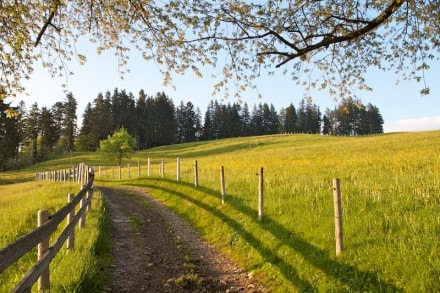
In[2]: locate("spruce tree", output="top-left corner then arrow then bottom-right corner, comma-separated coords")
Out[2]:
0,100 -> 20,170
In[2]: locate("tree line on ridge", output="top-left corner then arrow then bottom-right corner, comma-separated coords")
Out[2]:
0,88 -> 383,170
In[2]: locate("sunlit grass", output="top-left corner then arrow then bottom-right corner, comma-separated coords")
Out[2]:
97,131 -> 440,291
0,181 -> 109,292
2,131 -> 439,291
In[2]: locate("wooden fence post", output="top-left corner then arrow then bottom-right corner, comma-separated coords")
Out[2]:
333,178 -> 344,255
85,165 -> 89,184
138,160 -> 141,177
66,193 -> 75,251
77,163 -> 81,184
118,165 -> 121,180
82,164 -> 85,183
194,160 -> 199,187
147,158 -> 150,176
38,210 -> 50,292
79,195 -> 86,230
128,164 -> 131,179
220,166 -> 226,204
161,159 -> 164,177
82,163 -> 86,186
176,157 -> 180,182
258,167 -> 264,222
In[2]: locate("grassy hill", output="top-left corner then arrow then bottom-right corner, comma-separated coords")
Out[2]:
2,131 -> 439,291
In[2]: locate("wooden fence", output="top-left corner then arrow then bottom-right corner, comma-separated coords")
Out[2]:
96,158 -> 344,255
0,163 -> 95,292
35,162 -> 92,186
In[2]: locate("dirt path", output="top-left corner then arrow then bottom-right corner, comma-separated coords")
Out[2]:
100,186 -> 264,292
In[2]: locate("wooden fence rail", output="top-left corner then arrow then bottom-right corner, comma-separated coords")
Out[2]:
0,164 -> 95,292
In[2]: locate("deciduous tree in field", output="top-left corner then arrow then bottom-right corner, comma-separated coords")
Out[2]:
1,0 -> 438,103
99,127 -> 137,167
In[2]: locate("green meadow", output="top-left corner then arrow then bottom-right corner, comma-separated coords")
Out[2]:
1,131 -> 439,291
0,180 -> 108,292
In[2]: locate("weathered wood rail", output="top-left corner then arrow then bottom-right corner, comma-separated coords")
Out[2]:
0,164 -> 95,292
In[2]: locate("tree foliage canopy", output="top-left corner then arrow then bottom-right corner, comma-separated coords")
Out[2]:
99,127 -> 136,166
1,0 -> 438,100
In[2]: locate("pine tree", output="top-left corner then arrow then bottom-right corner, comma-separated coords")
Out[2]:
268,104 -> 279,134
366,103 -> 384,134
322,108 -> 337,135
195,107 -> 202,141
63,93 -> 77,152
177,101 -> 198,143
76,102 -> 95,151
24,103 -> 40,164
241,102 -> 251,136
135,90 -> 149,149
202,106 -> 213,141
152,92 -> 176,146
296,100 -> 307,133
38,106 -> 57,160
0,100 -> 20,171
251,104 -> 263,135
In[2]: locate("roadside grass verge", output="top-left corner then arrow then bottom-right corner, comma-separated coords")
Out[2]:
0,181 -> 110,292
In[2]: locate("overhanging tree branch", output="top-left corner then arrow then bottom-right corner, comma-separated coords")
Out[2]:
35,0 -> 61,47
259,0 -> 406,67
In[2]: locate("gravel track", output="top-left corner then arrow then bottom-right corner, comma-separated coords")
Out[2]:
100,186 -> 264,292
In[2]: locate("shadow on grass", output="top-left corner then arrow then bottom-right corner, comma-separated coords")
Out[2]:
0,177 -> 34,185
128,179 -> 402,292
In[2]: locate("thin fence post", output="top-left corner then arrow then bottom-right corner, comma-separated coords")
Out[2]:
333,178 -> 344,256
85,165 -> 89,184
128,164 -> 131,179
77,163 -> 81,184
82,163 -> 86,186
147,158 -> 150,176
38,210 -> 50,292
83,163 -> 86,185
79,191 -> 86,229
118,165 -> 121,180
87,185 -> 92,211
87,167 -> 93,211
258,167 -> 264,222
80,163 -> 83,183
194,160 -> 199,187
98,166 -> 101,177
161,159 -> 164,177
66,193 -> 75,251
138,160 -> 140,177
220,166 -> 226,204
176,158 -> 180,182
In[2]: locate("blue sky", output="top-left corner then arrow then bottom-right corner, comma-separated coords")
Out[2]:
9,41 -> 440,133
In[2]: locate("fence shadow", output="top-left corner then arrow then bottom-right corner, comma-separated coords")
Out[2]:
129,180 -> 315,291
129,179 -> 402,292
